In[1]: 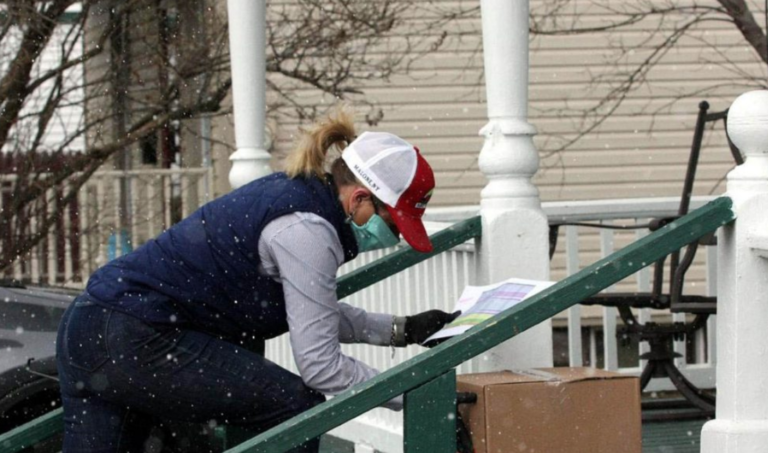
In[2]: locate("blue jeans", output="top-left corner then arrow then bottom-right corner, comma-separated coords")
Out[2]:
56,298 -> 324,453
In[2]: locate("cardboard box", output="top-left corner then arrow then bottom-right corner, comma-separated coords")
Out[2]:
456,367 -> 641,453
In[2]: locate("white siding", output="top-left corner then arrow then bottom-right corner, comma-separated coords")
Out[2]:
0,21 -> 85,154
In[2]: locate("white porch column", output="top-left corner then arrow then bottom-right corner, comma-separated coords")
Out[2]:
475,0 -> 552,371
226,0 -> 271,189
701,90 -> 768,453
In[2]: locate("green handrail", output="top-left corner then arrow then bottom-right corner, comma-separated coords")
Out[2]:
0,407 -> 63,452
0,216 -> 482,453
225,196 -> 735,453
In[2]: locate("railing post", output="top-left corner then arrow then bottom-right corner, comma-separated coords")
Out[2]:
701,90 -> 768,452
403,370 -> 456,453
476,0 -> 552,371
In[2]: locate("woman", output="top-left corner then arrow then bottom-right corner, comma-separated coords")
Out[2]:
56,109 -> 458,453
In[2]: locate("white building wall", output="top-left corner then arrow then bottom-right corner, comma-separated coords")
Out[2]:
0,20 -> 84,154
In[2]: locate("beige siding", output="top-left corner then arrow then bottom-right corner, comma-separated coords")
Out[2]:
210,0 -> 767,208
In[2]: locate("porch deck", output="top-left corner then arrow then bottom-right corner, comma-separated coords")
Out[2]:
642,418 -> 707,453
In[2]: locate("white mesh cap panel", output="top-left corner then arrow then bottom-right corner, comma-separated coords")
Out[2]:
354,132 -> 408,162
342,132 -> 417,206
368,148 -> 414,197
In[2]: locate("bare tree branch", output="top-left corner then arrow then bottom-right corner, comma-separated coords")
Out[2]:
717,0 -> 768,64
522,0 -> 768,158
1,0 -> 445,275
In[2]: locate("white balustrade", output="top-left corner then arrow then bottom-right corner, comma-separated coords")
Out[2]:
0,167 -> 213,287
261,196 -> 720,452
2,178 -> 718,397
0,163 -> 724,452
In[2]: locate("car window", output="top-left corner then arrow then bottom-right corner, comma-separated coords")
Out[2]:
0,301 -> 65,333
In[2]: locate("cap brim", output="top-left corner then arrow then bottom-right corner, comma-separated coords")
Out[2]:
387,206 -> 433,253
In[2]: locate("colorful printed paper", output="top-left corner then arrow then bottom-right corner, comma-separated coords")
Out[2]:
423,277 -> 555,344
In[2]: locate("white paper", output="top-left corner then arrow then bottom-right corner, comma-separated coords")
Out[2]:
423,277 -> 555,344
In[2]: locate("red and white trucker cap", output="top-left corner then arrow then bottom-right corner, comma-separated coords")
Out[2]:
342,131 -> 435,253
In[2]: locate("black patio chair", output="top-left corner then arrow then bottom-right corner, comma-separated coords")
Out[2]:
548,101 -> 743,420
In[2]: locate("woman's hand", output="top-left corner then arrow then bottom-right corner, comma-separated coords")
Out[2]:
404,310 -> 461,345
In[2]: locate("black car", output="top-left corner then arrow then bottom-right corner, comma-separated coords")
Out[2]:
0,281 -> 74,434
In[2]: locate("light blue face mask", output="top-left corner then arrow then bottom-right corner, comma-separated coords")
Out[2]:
351,214 -> 400,252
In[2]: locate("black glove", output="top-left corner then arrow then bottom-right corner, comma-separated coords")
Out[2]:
404,310 -> 461,345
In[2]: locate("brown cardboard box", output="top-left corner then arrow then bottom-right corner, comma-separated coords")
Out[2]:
456,367 -> 641,453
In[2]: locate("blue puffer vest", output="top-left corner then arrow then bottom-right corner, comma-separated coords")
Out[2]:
85,173 -> 358,342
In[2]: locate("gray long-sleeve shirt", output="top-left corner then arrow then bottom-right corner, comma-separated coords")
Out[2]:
258,212 -> 402,409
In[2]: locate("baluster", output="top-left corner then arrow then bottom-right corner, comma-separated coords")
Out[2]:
0,185 -> 8,280
465,243 -> 474,286
375,249 -> 386,366
46,188 -> 57,285
600,221 -> 618,371
12,251 -> 23,282
394,248 -> 405,367
450,251 -> 460,308
672,311 -> 687,369
414,259 -> 424,314
439,251 -> 450,314
208,166 -> 215,202
11,188 -> 23,281
29,213 -> 40,284
365,251 -> 381,367
384,249 -> 395,369
130,175 -> 138,251
11,219 -> 22,280
197,171 -> 208,208
430,253 -> 441,311
147,176 -> 156,238
424,258 -> 434,312
181,170 -> 190,218
566,225 -> 583,367
96,178 -> 106,266
462,248 -> 479,373
113,177 -> 122,256
78,184 -> 90,282
63,184 -> 73,284
404,248 -> 413,307
163,173 -> 172,229
589,325 -> 598,367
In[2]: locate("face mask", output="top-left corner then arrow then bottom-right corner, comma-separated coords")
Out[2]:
350,214 -> 399,252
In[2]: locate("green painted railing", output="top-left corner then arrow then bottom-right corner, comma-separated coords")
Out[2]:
0,216 -> 482,453
0,198 -> 736,452
224,197 -> 735,453
0,408 -> 63,452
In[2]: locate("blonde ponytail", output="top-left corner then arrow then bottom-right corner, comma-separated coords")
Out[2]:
285,107 -> 356,180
